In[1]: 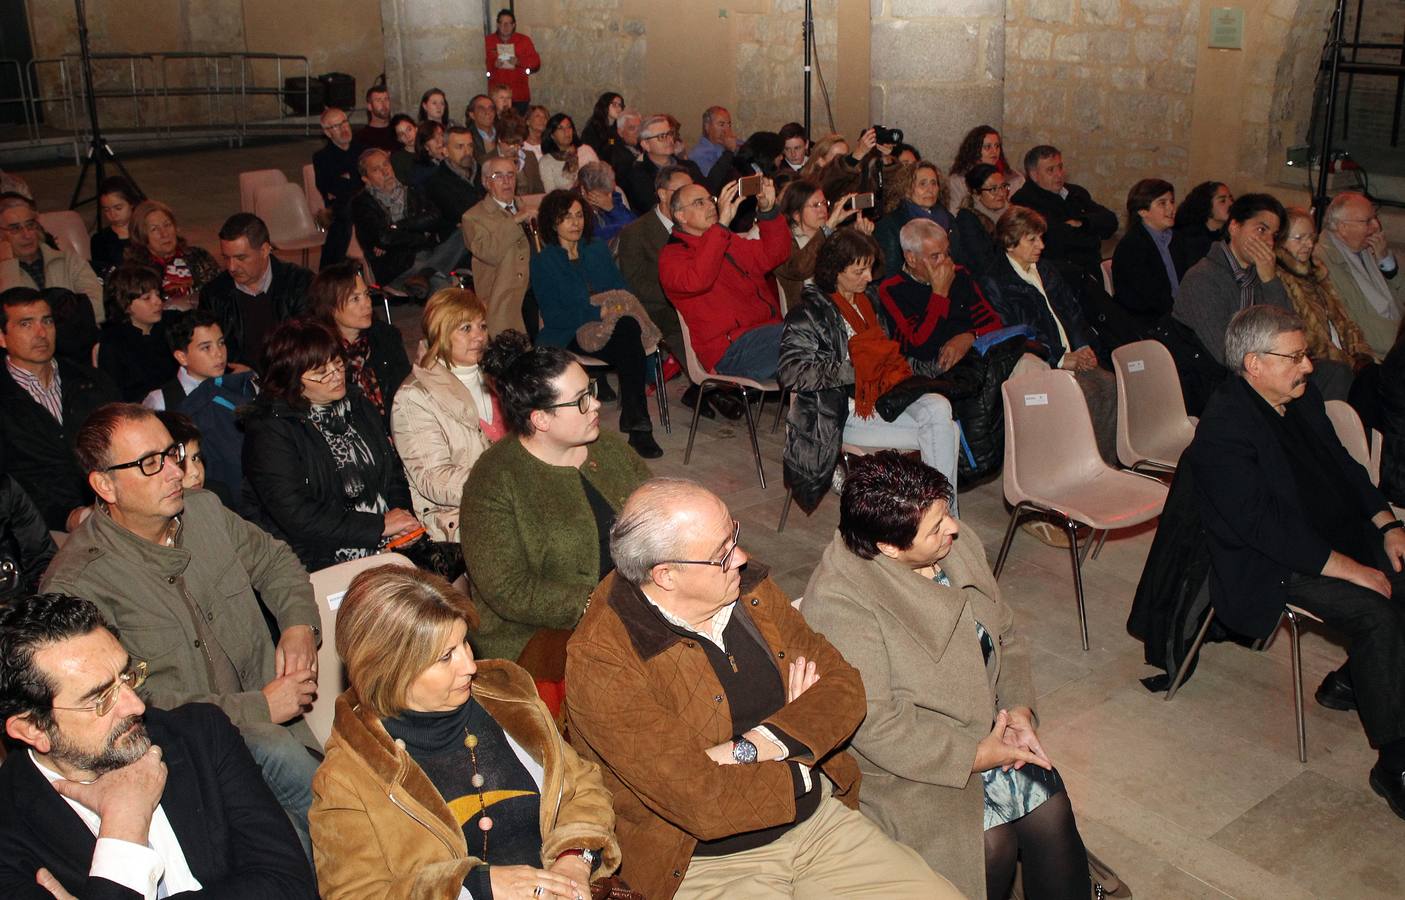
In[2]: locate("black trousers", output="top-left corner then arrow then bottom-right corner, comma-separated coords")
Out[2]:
1286,561 -> 1405,748
319,211 -> 353,268
570,316 -> 652,434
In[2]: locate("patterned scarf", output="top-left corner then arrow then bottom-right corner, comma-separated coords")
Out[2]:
1219,242 -> 1261,311
343,336 -> 386,419
368,179 -> 408,223
307,397 -> 387,563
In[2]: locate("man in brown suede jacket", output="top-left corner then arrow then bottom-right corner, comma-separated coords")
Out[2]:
565,478 -> 957,899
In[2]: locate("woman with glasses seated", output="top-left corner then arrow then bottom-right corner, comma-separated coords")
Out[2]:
241,317 -> 420,573
308,260 -> 411,432
802,451 -> 1090,899
949,163 -> 1009,281
773,178 -> 872,306
459,330 -> 651,668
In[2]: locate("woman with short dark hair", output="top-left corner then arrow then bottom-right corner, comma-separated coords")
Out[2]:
307,260 -> 411,429
1110,177 -> 1191,330
773,178 -> 871,306
803,451 -> 1090,900
949,163 -> 1009,280
96,263 -> 177,401
240,317 -> 418,572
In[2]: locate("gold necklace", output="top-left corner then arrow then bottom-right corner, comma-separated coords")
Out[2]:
463,728 -> 491,860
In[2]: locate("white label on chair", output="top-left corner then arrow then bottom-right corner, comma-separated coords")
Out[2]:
1024,393 -> 1048,406
326,590 -> 347,611
1127,359 -> 1146,373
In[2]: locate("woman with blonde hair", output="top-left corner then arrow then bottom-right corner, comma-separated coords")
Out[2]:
125,199 -> 220,310
391,287 -> 506,541
310,565 -> 619,899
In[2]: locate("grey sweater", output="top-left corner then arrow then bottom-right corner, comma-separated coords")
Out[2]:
1172,244 -> 1290,364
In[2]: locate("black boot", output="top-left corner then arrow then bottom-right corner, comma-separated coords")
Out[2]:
706,391 -> 746,421
628,430 -> 664,459
680,384 -> 716,419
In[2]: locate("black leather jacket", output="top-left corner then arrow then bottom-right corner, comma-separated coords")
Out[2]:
350,185 -> 442,285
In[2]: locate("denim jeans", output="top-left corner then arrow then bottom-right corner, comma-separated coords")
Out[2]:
241,722 -> 320,860
714,323 -> 784,382
841,393 -> 960,515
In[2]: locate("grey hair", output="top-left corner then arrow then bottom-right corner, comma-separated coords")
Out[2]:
701,106 -> 728,129
480,155 -> 515,187
617,107 -> 641,128
898,218 -> 948,254
577,161 -> 616,195
1224,305 -> 1306,375
0,192 -> 36,216
639,114 -> 671,141
610,478 -> 717,585
654,164 -> 693,194
1322,191 -> 1365,233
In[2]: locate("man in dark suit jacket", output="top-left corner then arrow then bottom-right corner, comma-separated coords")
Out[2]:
0,593 -> 316,898
423,126 -> 485,236
1186,305 -> 1405,820
1010,145 -> 1118,291
198,213 -> 312,372
622,115 -> 706,215
0,289 -> 120,532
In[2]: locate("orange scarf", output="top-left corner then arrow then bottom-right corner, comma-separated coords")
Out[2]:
832,291 -> 911,418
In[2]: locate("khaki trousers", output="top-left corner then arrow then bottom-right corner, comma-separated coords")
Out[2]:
674,792 -> 965,899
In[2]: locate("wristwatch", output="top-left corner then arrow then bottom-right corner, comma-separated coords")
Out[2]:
731,736 -> 759,764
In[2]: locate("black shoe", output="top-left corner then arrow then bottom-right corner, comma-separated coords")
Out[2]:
707,392 -> 746,421
595,378 -> 618,403
1369,762 -> 1405,820
1315,669 -> 1357,711
680,384 -> 716,419
627,431 -> 664,459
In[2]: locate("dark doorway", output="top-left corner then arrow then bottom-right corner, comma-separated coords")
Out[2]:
0,0 -> 40,127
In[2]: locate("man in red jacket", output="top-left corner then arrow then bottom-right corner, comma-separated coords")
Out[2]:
484,9 -> 540,114
659,180 -> 791,382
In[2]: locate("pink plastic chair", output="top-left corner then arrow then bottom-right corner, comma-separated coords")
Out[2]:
677,314 -> 779,488
37,211 -> 91,261
993,369 -> 1168,650
1111,340 -> 1198,472
302,162 -> 363,264
239,169 -> 288,214
254,182 -> 326,268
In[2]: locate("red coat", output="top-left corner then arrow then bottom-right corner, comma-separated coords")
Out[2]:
484,33 -> 541,101
658,216 -> 791,372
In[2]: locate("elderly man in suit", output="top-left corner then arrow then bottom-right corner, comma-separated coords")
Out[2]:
461,155 -> 533,335
0,593 -> 316,898
1317,191 -> 1403,357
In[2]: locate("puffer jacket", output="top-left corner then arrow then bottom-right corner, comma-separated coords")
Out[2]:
311,661 -> 620,900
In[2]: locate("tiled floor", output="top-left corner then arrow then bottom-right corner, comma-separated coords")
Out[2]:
20,143 -> 1405,898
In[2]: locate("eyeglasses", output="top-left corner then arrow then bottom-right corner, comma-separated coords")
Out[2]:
1,219 -> 41,235
304,359 -> 346,384
1284,232 -> 1316,243
641,130 -> 678,143
321,119 -> 351,131
681,196 -> 716,211
542,378 -> 598,414
50,661 -> 147,717
659,521 -> 743,571
104,442 -> 185,477
978,183 -> 1011,194
1260,349 -> 1311,365
805,199 -> 829,210
1338,216 -> 1380,226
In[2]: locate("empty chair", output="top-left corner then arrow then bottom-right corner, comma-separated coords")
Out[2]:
676,314 -> 781,488
239,168 -> 289,214
993,369 -> 1168,650
254,182 -> 326,268
1325,399 -> 1374,478
302,162 -> 364,263
36,211 -> 91,262
1112,339 -> 1198,472
304,552 -> 415,745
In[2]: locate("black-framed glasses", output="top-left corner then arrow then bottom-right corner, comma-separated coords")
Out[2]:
1260,349 -> 1311,365
303,359 -> 347,384
642,130 -> 678,143
50,661 -> 147,717
659,521 -> 742,571
104,442 -> 185,477
542,378 -> 598,414
978,183 -> 1011,194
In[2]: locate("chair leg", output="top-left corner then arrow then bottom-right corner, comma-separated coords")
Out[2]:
1165,608 -> 1215,701
777,489 -> 793,532
771,388 -> 786,433
654,353 -> 671,435
1090,528 -> 1109,560
1065,518 -> 1090,651
683,382 -> 709,465
1287,609 -> 1308,763
740,387 -> 767,488
1078,530 -> 1095,567
993,502 -> 1030,579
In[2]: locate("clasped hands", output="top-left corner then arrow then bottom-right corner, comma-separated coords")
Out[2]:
974,707 -> 1052,774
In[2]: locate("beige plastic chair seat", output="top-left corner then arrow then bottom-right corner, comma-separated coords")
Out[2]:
239,168 -> 289,214
1324,399 -> 1376,481
254,182 -> 326,267
677,314 -> 780,488
37,211 -> 91,262
302,162 -> 362,263
1111,339 -> 1197,472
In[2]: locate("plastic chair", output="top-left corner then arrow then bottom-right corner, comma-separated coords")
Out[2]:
676,315 -> 780,488
1165,603 -> 1322,763
1111,340 -> 1197,472
571,350 -> 671,435
254,183 -> 326,268
992,370 -> 1168,650
1325,399 -> 1374,479
239,169 -> 289,214
1100,258 -> 1114,296
302,162 -> 363,263
37,211 -> 91,261
304,552 -> 415,746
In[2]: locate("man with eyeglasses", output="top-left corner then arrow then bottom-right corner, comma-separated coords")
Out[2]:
0,287 -> 120,533
1186,305 -> 1405,821
312,106 -> 367,269
1319,191 -> 1403,357
566,478 -> 957,899
0,193 -> 104,323
462,156 -> 536,335
622,114 -> 705,215
43,403 -> 325,853
0,592 -> 317,898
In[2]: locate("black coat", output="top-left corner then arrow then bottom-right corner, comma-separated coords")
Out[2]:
0,703 -> 316,899
0,473 -> 55,602
622,155 -> 706,216
1186,378 -> 1391,638
241,388 -> 413,572
0,357 -> 119,531
350,185 -> 442,286
1173,221 -> 1224,266
1378,338 -> 1405,506
198,257 -> 313,370
1009,180 -> 1117,285
980,255 -> 1099,364
949,208 -> 1001,281
422,162 -> 486,236
353,318 -> 413,430
96,316 -> 179,402
1111,222 -> 1192,328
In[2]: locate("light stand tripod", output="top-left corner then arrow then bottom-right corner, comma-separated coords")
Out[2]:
66,0 -> 142,223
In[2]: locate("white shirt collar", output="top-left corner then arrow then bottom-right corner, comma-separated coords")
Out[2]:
233,261 -> 274,297
639,590 -> 735,651
176,367 -> 205,393
654,206 -> 673,229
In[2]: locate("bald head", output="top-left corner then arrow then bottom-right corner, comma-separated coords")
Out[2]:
610,479 -> 726,585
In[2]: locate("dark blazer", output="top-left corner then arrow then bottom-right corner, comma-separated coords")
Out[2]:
622,155 -> 705,216
981,255 -> 1099,364
241,387 -> 413,573
350,185 -> 442,286
1380,339 -> 1405,506
1009,180 -> 1117,284
0,357 -> 119,531
615,209 -> 681,352
0,703 -> 316,899
423,163 -> 485,236
949,208 -> 1001,281
1111,222 -> 1192,327
96,316 -> 179,402
1186,378 -> 1391,637
0,473 -> 55,602
199,257 -> 314,370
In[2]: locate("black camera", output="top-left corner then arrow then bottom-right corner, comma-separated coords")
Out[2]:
872,125 -> 904,145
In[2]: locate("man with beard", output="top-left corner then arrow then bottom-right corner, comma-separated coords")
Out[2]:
0,593 -> 316,898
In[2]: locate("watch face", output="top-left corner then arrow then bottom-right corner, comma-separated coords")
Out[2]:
732,738 -> 758,763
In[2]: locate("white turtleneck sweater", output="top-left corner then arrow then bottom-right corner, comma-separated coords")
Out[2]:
452,364 -> 494,424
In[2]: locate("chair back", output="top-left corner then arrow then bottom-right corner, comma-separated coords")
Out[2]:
675,314 -> 711,386
304,552 -> 415,745
1111,339 -> 1196,468
776,280 -> 790,317
254,183 -> 322,249
1100,258 -> 1114,296
1001,369 -> 1109,506
301,164 -> 324,215
37,211 -> 91,261
239,169 -> 288,214
1325,399 -> 1374,481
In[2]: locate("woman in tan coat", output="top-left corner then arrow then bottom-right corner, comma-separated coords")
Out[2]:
802,451 -> 1089,899
310,565 -> 620,899
392,288 -> 506,541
